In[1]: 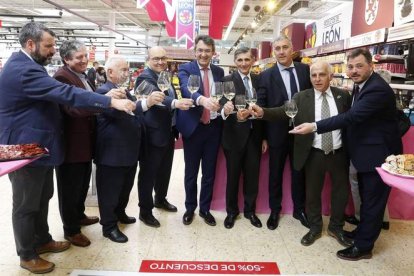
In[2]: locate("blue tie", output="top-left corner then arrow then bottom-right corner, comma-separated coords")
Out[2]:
243,76 -> 251,97
285,67 -> 298,99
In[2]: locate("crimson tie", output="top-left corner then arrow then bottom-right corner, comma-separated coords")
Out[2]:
201,68 -> 210,124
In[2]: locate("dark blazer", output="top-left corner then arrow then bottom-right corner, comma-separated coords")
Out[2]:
87,67 -> 97,85
263,87 -> 351,170
221,72 -> 264,151
94,81 -> 144,167
257,62 -> 312,147
0,51 -> 110,166
54,65 -> 97,163
176,60 -> 224,138
134,68 -> 175,147
316,72 -> 402,172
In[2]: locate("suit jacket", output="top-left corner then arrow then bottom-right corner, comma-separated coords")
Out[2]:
87,67 -> 97,86
263,87 -> 351,170
316,72 -> 402,172
54,65 -> 97,163
221,72 -> 264,151
176,60 -> 224,138
94,81 -> 144,167
134,68 -> 175,147
257,62 -> 312,147
0,51 -> 110,166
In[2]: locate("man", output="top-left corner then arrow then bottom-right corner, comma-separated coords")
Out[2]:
176,35 -> 224,226
250,61 -> 352,247
221,47 -> 266,229
54,40 -> 106,247
135,46 -> 192,228
257,34 -> 312,230
290,48 -> 402,260
0,22 -> 135,274
95,56 -> 165,243
87,61 -> 99,86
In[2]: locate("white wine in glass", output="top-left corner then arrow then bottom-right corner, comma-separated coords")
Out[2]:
245,87 -> 257,107
223,81 -> 236,101
211,82 -> 223,102
135,80 -> 150,101
284,100 -> 298,127
187,75 -> 200,94
235,94 -> 247,122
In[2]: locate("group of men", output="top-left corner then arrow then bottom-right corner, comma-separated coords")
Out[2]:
0,21 -> 401,274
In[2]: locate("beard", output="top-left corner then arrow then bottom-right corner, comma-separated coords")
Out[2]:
31,45 -> 53,66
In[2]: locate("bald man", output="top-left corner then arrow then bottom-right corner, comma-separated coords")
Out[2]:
135,46 -> 192,228
249,61 -> 352,247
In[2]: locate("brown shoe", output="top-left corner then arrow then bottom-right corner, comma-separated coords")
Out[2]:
65,233 -> 91,247
36,240 -> 71,254
20,257 -> 55,274
79,216 -> 99,226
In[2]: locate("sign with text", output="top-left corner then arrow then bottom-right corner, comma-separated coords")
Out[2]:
140,260 -> 280,274
346,28 -> 386,48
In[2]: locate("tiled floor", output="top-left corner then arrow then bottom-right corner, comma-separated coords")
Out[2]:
0,149 -> 413,275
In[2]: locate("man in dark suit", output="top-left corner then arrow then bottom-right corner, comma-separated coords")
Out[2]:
135,46 -> 192,228
257,34 -> 312,230
0,22 -> 135,274
290,48 -> 402,260
250,61 -> 352,247
176,35 -> 224,226
221,47 -> 266,229
95,56 -> 165,243
87,61 -> 99,86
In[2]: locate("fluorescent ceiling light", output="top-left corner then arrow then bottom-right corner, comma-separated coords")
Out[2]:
223,0 -> 245,41
65,21 -> 98,26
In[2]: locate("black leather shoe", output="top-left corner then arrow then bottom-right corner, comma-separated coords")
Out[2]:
293,211 -> 310,228
337,246 -> 372,261
328,228 -> 354,247
224,214 -> 238,229
154,199 -> 178,212
139,213 -> 160,228
118,214 -> 136,224
344,215 -> 360,226
199,211 -> 216,226
183,211 -> 194,225
104,228 -> 128,243
266,212 -> 279,230
244,213 -> 262,228
301,231 -> 322,246
344,230 -> 356,239
382,221 -> 390,230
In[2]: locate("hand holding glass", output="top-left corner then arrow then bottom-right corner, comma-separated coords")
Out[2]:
211,82 -> 223,103
235,94 -> 247,122
187,75 -> 200,107
284,100 -> 298,127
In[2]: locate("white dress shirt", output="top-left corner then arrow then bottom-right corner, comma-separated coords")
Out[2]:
277,62 -> 300,100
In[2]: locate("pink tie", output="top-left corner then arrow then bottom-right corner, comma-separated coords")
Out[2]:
201,68 -> 210,124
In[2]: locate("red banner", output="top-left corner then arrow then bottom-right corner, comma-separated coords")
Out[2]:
140,260 -> 280,274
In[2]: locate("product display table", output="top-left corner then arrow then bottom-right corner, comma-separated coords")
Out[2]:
376,167 -> 414,197
0,158 -> 40,177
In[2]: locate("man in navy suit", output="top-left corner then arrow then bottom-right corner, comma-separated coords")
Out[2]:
291,48 -> 402,260
0,22 -> 135,274
95,56 -> 165,243
176,35 -> 224,226
135,46 -> 192,228
257,34 -> 312,230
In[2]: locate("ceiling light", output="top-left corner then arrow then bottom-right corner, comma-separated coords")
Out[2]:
251,21 -> 258,28
223,0 -> 246,41
266,0 -> 276,11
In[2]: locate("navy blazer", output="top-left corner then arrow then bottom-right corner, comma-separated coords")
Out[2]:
176,60 -> 224,138
0,51 -> 111,166
257,62 -> 312,147
221,72 -> 264,151
134,68 -> 175,147
94,81 -> 144,167
317,72 -> 402,172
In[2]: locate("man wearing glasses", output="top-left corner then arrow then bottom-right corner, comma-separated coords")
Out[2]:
177,35 -> 224,226
134,46 -> 192,228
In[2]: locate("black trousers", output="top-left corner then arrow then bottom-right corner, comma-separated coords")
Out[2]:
56,161 -> 92,236
304,148 -> 349,233
96,164 -> 136,235
354,171 -> 391,251
9,166 -> 54,260
137,134 -> 174,215
268,135 -> 306,213
224,132 -> 262,215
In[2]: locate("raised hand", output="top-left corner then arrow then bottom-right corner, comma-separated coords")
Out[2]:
175,98 -> 194,110
106,88 -> 127,99
110,98 -> 136,113
199,96 -> 220,112
147,91 -> 165,107
249,104 -> 264,118
289,123 -> 315,134
223,101 -> 234,116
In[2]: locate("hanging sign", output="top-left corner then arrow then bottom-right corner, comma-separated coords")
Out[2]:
176,0 -> 195,49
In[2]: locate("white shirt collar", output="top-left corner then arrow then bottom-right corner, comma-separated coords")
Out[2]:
314,87 -> 333,100
197,62 -> 211,71
21,49 -> 34,61
277,62 -> 294,71
238,70 -> 251,80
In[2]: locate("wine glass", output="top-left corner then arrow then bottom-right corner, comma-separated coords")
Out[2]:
246,87 -> 257,119
156,71 -> 170,106
235,94 -> 247,122
135,80 -> 151,101
284,100 -> 298,127
187,75 -> 200,107
223,81 -> 236,101
211,82 -> 223,102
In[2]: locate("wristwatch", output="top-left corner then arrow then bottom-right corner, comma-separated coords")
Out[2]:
312,122 -> 317,133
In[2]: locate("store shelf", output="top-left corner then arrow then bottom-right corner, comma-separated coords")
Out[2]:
390,84 -> 414,91
390,73 -> 407,79
374,54 -> 405,64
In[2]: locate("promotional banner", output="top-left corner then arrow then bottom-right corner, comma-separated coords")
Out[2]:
351,0 -> 394,36
394,0 -> 414,26
176,0 -> 195,48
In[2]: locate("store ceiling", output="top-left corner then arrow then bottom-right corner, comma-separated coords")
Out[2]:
0,0 -> 352,54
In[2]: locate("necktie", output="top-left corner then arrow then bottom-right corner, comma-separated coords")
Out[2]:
201,68 -> 210,124
321,93 -> 333,154
352,85 -> 360,105
285,67 -> 298,99
243,76 -> 251,97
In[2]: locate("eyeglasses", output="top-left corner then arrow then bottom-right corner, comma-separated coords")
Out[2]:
195,48 -> 213,54
150,56 -> 168,62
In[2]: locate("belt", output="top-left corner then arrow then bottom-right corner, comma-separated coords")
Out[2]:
311,147 -> 343,155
